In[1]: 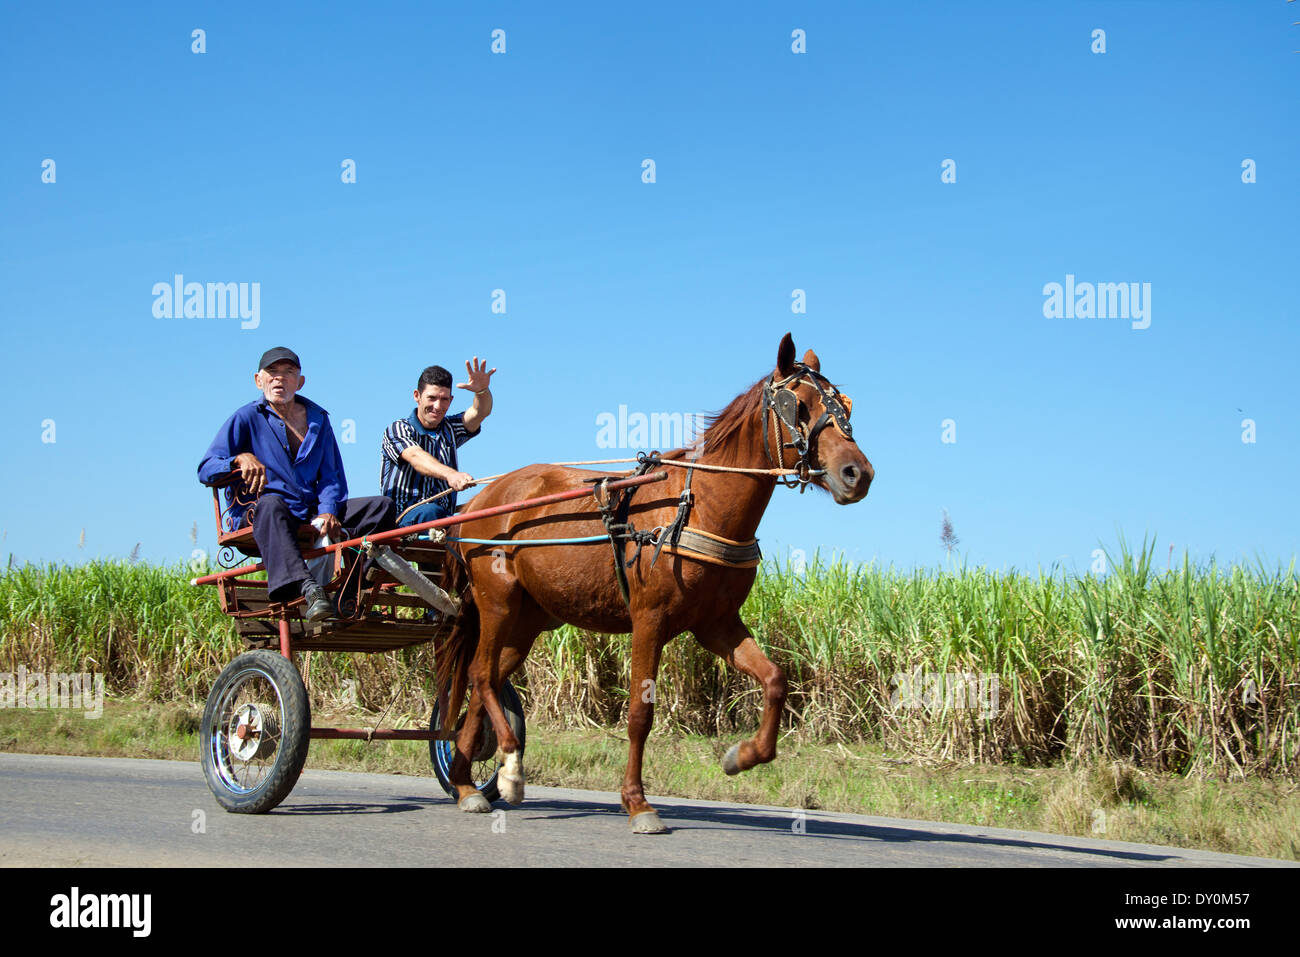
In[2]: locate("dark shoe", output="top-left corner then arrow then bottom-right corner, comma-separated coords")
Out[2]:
422,607 -> 442,627
300,580 -> 333,622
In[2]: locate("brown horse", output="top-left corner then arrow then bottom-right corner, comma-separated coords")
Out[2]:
435,333 -> 873,833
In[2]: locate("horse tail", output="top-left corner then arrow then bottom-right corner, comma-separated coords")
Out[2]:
435,551 -> 479,733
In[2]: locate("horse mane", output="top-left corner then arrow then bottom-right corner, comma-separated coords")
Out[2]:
661,376 -> 765,464
700,376 -> 765,452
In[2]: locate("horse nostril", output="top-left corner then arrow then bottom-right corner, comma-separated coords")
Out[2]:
841,464 -> 859,488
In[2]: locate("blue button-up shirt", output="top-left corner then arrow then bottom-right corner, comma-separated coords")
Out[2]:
198,396 -> 347,530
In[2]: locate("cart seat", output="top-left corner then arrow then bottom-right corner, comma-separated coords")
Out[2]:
206,470 -> 321,557
218,522 -> 319,558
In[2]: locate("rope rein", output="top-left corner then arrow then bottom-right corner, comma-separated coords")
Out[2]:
390,370 -> 854,591
395,456 -> 803,522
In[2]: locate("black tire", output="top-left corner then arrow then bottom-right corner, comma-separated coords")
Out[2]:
200,650 -> 311,813
430,679 -> 526,802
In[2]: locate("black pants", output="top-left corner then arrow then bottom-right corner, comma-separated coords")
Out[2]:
247,494 -> 396,601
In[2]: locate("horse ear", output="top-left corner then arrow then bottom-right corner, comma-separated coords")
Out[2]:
802,349 -> 821,373
777,333 -> 796,377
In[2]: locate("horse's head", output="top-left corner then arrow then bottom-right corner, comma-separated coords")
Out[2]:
763,333 -> 874,504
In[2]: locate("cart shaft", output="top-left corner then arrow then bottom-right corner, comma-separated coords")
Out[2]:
192,470 -> 668,586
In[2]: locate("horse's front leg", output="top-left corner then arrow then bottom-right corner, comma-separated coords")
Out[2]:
622,622 -> 669,834
694,615 -> 788,774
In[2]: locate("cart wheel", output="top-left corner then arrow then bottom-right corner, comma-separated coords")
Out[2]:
200,650 -> 311,813
430,679 -> 526,802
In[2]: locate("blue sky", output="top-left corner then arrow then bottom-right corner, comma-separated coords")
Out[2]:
2,1 -> 1297,575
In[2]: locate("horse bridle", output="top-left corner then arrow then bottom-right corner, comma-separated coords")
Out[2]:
761,364 -> 854,491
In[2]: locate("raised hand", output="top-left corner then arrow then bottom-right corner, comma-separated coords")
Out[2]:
456,357 -> 496,393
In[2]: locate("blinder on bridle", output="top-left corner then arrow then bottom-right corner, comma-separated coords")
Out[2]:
761,364 -> 855,490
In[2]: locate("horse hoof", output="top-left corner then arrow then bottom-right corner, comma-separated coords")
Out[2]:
629,810 -> 669,835
722,743 -> 743,775
498,751 -> 525,805
458,791 -> 492,813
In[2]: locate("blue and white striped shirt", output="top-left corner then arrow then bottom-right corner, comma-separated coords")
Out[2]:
380,410 -> 477,514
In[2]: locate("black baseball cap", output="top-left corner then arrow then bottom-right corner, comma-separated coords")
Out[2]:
258,347 -> 301,372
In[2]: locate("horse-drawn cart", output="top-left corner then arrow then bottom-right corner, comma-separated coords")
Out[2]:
192,336 -> 871,833
191,468 -> 667,813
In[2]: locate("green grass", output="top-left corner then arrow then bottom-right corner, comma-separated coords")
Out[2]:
3,698 -> 1296,860
2,537 -> 1298,776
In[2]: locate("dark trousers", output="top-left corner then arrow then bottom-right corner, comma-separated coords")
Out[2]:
247,494 -> 396,601
400,500 -> 455,526
398,500 -> 455,575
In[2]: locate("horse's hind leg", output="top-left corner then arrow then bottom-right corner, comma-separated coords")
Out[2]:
450,613 -> 509,811
451,675 -> 492,812
694,615 -> 788,774
458,602 -> 545,808
476,641 -> 528,805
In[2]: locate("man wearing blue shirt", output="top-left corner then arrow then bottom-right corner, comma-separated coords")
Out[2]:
199,347 -> 396,620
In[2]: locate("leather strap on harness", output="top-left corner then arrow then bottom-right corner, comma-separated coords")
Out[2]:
591,452 -> 763,606
762,363 -> 854,492
592,452 -> 696,606
660,526 -> 761,567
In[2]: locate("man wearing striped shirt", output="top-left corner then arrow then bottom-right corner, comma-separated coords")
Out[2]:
380,358 -> 496,527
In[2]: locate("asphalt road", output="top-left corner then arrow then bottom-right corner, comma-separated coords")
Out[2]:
0,752 -> 1291,867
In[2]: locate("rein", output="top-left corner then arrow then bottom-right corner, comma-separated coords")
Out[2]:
403,369 -> 853,605
395,458 -> 804,522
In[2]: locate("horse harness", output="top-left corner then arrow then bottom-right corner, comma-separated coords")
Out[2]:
762,363 -> 854,491
589,453 -> 761,606
588,366 -> 852,605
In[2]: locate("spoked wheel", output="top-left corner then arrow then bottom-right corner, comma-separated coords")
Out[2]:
429,679 -> 526,803
200,650 -> 311,813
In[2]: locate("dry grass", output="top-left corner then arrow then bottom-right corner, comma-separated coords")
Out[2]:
2,538 -> 1298,776
5,699 -> 1296,860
